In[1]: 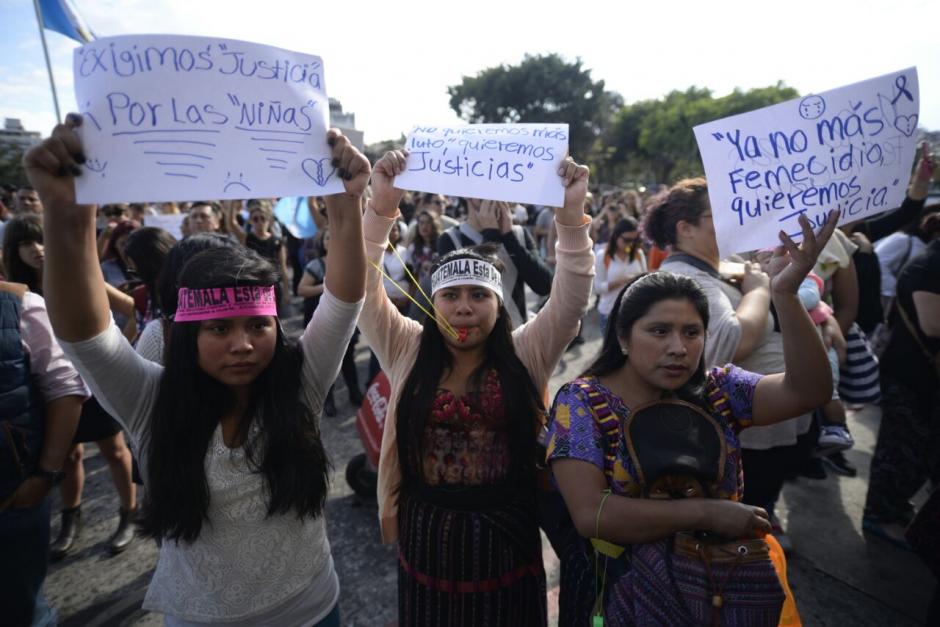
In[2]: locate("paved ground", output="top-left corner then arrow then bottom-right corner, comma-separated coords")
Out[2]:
43,302 -> 933,626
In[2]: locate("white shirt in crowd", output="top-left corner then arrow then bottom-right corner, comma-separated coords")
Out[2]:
874,232 -> 926,299
593,250 -> 647,316
60,289 -> 362,626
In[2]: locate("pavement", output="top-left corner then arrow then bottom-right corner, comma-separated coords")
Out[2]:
43,302 -> 933,626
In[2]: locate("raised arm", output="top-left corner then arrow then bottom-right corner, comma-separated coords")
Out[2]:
321,129 -> 368,304
751,211 -> 840,425
357,150 -> 423,370
513,158 -> 594,389
25,114 -> 109,342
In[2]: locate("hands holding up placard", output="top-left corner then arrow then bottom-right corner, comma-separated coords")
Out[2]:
371,147 -> 590,226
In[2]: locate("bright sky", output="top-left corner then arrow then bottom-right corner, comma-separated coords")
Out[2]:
2,0 -> 939,145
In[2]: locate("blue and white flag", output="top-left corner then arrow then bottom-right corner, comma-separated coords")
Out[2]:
39,0 -> 95,43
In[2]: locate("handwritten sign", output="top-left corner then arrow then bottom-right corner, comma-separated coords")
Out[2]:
72,34 -> 344,204
393,124 -> 568,206
694,68 -> 919,257
143,213 -> 185,239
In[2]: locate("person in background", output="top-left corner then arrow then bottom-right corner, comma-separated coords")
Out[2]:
122,227 -> 178,331
245,200 -> 292,311
298,227 -> 364,415
1,281 -> 87,626
2,214 -> 45,294
594,217 -> 647,334
863,220 -> 940,548
645,178 -> 808,551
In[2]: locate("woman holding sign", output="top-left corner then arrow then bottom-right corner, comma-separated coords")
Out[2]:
361,148 -> 594,626
25,115 -> 369,627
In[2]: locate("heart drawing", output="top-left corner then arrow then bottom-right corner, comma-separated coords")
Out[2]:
894,114 -> 918,137
301,158 -> 336,187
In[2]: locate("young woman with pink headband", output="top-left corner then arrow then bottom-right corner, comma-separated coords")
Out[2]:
25,114 -> 369,627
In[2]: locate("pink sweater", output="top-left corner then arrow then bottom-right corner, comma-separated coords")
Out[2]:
359,207 -> 595,542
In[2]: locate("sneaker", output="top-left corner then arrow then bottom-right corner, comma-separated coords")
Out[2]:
821,451 -> 857,477
862,517 -> 913,551
817,425 -> 854,453
769,515 -> 793,554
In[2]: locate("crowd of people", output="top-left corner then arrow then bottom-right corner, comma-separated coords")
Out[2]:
0,113 -> 937,627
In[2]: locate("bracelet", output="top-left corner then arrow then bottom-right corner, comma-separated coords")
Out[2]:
595,489 -> 612,539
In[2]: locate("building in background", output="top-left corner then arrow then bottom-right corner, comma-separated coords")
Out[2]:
0,119 -> 41,153
329,99 -> 364,149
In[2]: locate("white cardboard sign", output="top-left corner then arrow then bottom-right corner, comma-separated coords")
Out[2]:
694,68 -> 919,257
72,34 -> 344,204
143,213 -> 186,239
393,124 -> 568,207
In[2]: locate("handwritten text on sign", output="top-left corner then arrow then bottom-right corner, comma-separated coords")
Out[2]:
73,34 -> 344,204
394,124 -> 568,207
694,68 -> 919,257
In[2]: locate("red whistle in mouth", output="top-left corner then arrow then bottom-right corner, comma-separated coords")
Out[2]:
457,327 -> 469,343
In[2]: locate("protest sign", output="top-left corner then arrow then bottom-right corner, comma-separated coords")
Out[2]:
144,212 -> 185,239
694,68 -> 919,258
393,124 -> 568,207
72,34 -> 344,204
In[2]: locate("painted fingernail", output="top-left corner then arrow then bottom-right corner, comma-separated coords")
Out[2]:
344,171 -> 353,181
331,158 -> 340,168
57,166 -> 67,177
327,137 -> 336,147
337,168 -> 347,178
66,113 -> 82,126
69,164 -> 83,177
75,152 -> 87,164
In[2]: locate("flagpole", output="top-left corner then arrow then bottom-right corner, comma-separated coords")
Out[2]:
32,0 -> 62,123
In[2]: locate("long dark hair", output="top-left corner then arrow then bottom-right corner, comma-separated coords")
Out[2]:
138,246 -> 330,542
604,217 -> 641,264
584,272 -> 711,407
157,234 -> 240,317
101,220 -> 141,274
123,227 -> 177,319
2,214 -> 43,293
395,246 -> 544,491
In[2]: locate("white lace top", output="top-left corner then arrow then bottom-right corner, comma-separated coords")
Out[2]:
60,289 -> 362,623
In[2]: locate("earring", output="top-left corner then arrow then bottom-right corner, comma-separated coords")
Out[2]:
621,346 -> 629,356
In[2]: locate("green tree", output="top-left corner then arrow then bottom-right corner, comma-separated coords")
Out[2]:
447,54 -> 622,159
604,82 -> 798,184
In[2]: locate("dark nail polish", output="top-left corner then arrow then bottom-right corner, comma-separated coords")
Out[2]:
331,158 -> 340,168
57,166 -> 67,177
328,137 -> 336,148
337,168 -> 347,178
344,171 -> 353,181
69,164 -> 83,177
75,152 -> 87,164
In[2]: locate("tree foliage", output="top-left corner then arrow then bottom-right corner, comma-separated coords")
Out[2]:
602,82 -> 799,184
447,54 -> 622,159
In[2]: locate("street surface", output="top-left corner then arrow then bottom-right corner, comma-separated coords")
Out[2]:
44,302 -> 932,626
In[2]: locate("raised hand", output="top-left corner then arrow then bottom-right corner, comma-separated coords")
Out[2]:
765,210 -> 840,295
557,156 -> 590,227
23,113 -> 88,210
371,149 -> 408,216
326,128 -> 371,199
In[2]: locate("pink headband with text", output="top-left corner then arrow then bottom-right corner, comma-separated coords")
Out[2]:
175,286 -> 277,322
